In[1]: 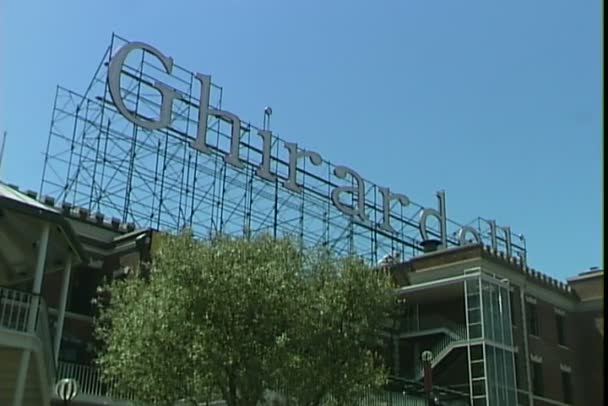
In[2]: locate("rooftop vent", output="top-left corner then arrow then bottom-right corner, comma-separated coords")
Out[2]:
61,202 -> 72,213
78,207 -> 90,220
420,239 -> 441,253
111,218 -> 121,230
43,195 -> 55,206
579,267 -> 602,276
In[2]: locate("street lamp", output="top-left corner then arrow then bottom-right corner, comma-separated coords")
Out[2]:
55,378 -> 78,406
421,350 -> 433,406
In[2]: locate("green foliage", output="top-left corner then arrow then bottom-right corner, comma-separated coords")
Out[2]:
283,251 -> 395,406
95,233 -> 396,406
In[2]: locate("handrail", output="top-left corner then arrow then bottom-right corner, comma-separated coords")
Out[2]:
57,361 -> 136,401
0,286 -> 34,333
413,323 -> 467,380
37,300 -> 57,387
400,313 -> 465,336
57,362 -> 439,405
0,286 -> 56,388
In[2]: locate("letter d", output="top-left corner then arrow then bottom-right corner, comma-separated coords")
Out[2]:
418,191 -> 447,249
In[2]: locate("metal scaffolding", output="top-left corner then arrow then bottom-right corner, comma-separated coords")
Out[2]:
40,34 -> 527,264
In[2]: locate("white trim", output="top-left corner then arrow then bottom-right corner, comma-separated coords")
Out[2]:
54,255 -> 72,364
48,308 -> 94,323
519,286 -> 534,406
395,272 -> 480,295
574,298 -> 603,312
483,340 -> 517,353
554,307 -> 566,316
88,259 -> 103,269
567,271 -> 603,282
525,296 -> 537,304
560,364 -> 572,373
530,354 -> 543,363
532,394 -> 571,406
0,329 -> 43,353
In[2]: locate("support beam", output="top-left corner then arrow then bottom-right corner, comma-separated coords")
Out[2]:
14,223 -> 50,406
32,223 -> 50,295
520,287 -> 535,406
54,254 -> 72,364
393,336 -> 400,377
13,350 -> 32,406
27,223 -> 50,332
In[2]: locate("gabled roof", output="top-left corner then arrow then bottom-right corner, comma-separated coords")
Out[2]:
0,183 -> 88,267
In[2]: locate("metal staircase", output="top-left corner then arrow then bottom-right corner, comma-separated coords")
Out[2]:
413,323 -> 467,380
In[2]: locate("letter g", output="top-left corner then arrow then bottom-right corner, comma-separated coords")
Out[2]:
108,41 -> 180,130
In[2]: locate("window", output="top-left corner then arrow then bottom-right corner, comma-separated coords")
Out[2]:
526,301 -> 539,336
68,267 -> 106,316
531,361 -> 544,396
561,370 -> 573,404
556,313 -> 567,346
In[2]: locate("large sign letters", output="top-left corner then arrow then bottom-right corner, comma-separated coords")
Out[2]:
107,41 -> 520,258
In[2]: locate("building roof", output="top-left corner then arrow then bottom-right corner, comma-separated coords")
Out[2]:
0,182 -> 59,214
390,243 -> 579,299
567,268 -> 604,282
0,183 -> 155,264
0,183 -> 89,282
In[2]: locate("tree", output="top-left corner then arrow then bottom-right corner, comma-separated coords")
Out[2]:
95,232 -> 396,406
282,251 -> 395,406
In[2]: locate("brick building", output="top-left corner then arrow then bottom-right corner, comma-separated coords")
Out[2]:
387,243 -> 604,406
2,184 -> 453,405
0,183 -> 603,405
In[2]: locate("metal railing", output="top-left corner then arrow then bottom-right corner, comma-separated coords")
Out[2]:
0,286 -> 56,388
413,324 -> 467,380
57,361 -> 136,401
55,364 -> 436,406
0,287 -> 34,332
271,388 -> 452,405
400,314 -> 465,337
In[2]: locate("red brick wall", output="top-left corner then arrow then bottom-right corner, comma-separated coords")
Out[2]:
573,310 -> 604,406
520,294 -> 602,406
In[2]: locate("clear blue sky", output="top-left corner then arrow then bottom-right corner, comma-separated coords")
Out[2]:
0,0 -> 602,280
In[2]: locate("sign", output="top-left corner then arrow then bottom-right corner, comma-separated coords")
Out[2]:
105,40 -> 525,262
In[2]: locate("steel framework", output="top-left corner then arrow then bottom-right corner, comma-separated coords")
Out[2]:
40,34 -> 526,264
